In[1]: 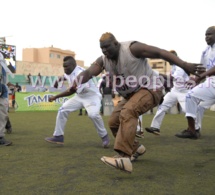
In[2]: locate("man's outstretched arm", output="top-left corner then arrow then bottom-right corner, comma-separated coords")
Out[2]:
130,42 -> 200,76
70,56 -> 104,91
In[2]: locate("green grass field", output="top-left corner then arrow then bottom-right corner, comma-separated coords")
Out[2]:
1,110 -> 215,195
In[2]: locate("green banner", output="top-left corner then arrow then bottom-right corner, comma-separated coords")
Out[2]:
15,92 -> 73,111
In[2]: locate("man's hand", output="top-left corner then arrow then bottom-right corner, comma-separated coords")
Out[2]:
48,96 -> 56,102
185,76 -> 201,90
196,65 -> 206,74
183,63 -> 202,77
69,83 -> 77,92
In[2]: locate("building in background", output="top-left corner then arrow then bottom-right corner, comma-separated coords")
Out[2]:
15,46 -> 84,76
22,46 -> 76,64
148,59 -> 171,75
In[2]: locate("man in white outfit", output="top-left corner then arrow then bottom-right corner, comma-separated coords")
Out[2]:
45,56 -> 110,147
175,26 -> 215,139
145,50 -> 205,137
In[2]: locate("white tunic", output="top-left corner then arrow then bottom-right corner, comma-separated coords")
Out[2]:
64,66 -> 101,97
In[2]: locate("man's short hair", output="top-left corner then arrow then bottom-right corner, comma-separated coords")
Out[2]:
100,32 -> 117,42
63,56 -> 76,64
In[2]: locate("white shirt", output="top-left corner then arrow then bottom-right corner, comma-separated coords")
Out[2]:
201,43 -> 215,71
200,43 -> 215,82
171,64 -> 189,92
63,66 -> 101,97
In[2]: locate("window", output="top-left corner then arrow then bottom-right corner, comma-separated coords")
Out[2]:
152,64 -> 157,68
57,54 -> 60,59
152,62 -> 164,69
50,53 -> 55,58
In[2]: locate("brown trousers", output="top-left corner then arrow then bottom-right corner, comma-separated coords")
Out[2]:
108,88 -> 163,156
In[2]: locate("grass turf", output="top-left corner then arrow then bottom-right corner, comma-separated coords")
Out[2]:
1,110 -> 215,195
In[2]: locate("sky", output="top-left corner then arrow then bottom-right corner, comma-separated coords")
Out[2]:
1,0 -> 215,67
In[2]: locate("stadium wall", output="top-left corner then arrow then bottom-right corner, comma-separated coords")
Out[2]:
15,61 -> 64,76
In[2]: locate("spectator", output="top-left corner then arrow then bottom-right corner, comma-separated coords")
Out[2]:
27,73 -> 31,84
99,74 -> 113,114
15,83 -> 21,92
0,52 -> 12,145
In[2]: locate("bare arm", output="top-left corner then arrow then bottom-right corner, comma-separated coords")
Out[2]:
130,42 -> 200,75
69,56 -> 103,91
49,89 -> 76,102
198,66 -> 215,80
77,56 -> 103,81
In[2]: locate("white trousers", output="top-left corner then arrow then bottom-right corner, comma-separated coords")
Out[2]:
53,93 -> 108,138
186,78 -> 215,120
0,98 -> 8,137
151,90 -> 204,130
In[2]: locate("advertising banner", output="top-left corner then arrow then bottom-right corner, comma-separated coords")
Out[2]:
15,92 -> 72,111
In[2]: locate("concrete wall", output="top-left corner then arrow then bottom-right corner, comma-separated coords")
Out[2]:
16,61 -> 64,76
16,60 -> 85,76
